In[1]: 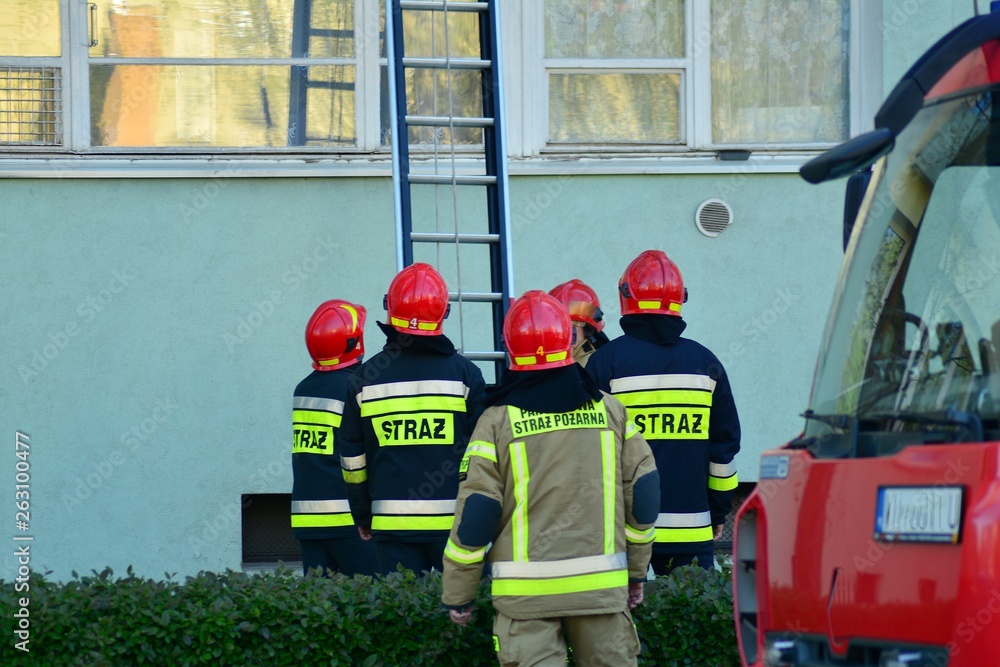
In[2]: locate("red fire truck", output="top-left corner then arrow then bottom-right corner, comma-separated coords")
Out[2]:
733,8 -> 1000,667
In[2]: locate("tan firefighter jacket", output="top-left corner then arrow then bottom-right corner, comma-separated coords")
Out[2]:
441,393 -> 659,619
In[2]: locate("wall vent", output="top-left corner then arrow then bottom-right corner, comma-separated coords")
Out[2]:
695,199 -> 733,237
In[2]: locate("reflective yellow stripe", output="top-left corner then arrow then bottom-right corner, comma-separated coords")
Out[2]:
316,357 -> 341,367
510,442 -> 530,562
491,569 -> 627,597
513,355 -> 537,366
615,390 -> 712,407
668,302 -> 682,313
637,300 -> 661,310
292,409 -> 340,455
654,526 -> 714,543
390,316 -> 439,331
342,469 -> 367,483
360,395 -> 467,417
709,472 -> 739,491
372,412 -> 455,446
444,538 -> 487,565
625,420 -> 641,440
371,515 -> 454,531
507,402 -> 608,438
625,406 -> 710,441
544,351 -> 568,363
340,303 -> 359,330
291,513 -> 354,528
625,525 -> 655,544
466,440 -> 497,462
601,431 -> 616,556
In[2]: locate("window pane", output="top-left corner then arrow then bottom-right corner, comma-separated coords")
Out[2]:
545,0 -> 684,59
92,0 -> 354,59
711,0 -> 849,144
0,67 -> 62,145
0,0 -> 61,57
91,65 -> 355,147
549,72 -> 681,144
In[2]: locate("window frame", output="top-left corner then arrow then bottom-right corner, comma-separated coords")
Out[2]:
0,0 -> 883,174
521,0 -> 883,156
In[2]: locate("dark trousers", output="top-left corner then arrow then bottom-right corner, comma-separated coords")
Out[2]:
377,539 -> 446,575
650,550 -> 715,577
299,537 -> 380,577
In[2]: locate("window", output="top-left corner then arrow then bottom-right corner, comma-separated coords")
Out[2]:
531,0 -> 874,153
0,0 -> 879,158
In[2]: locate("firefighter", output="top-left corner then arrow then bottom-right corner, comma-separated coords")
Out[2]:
339,263 -> 486,575
292,299 -> 379,576
587,250 -> 741,576
442,290 -> 660,667
548,279 -> 610,367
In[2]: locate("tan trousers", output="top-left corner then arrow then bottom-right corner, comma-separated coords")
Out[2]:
492,610 -> 640,667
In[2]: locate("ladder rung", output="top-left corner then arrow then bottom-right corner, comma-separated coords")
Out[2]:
449,291 -> 502,303
462,351 -> 507,362
406,115 -> 493,128
403,57 -> 491,70
409,174 -> 497,186
399,1 -> 489,12
411,232 -> 500,244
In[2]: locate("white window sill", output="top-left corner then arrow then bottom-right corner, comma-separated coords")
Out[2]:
0,152 -> 815,178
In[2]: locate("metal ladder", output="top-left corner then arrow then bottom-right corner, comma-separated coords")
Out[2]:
385,0 -> 514,382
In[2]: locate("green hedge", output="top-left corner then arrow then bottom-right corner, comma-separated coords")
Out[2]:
1,565 -> 738,667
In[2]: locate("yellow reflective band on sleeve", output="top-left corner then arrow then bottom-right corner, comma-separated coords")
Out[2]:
625,407 -> 710,441
371,515 -> 453,531
615,390 -> 713,408
510,442 -> 530,562
637,300 -> 661,310
291,513 -> 354,528
292,409 -> 341,455
444,538 -> 488,565
600,431 -> 616,556
361,395 -> 467,417
491,569 -> 628,597
625,420 -> 641,440
372,412 -> 455,446
507,401 -> 608,438
465,440 -> 498,462
342,469 -> 367,484
709,472 -> 739,491
654,526 -> 714,543
625,525 -> 655,544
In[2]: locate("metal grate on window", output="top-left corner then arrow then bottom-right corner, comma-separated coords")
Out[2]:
241,493 -> 301,565
0,67 -> 62,146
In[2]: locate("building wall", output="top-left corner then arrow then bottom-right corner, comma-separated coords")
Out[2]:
0,0 -> 985,580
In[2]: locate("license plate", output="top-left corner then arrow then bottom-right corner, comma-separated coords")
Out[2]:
874,486 -> 963,543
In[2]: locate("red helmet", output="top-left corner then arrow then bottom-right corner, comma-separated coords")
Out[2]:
305,300 -> 366,371
385,263 -> 450,336
548,279 -> 604,331
618,250 -> 687,317
503,290 -> 574,371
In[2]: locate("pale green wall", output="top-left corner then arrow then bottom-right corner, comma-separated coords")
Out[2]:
0,172 -> 845,579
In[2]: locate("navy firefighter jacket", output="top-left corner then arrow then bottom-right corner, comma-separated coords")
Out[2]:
339,324 -> 487,543
291,367 -> 358,540
587,315 -> 741,554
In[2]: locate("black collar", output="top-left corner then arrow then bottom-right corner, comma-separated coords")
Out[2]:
377,321 -> 457,355
620,314 -> 687,345
485,364 -> 602,413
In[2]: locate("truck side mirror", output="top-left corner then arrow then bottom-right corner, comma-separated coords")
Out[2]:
842,169 -> 873,251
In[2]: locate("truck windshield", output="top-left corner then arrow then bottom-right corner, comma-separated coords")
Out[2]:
806,83 -> 1000,451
